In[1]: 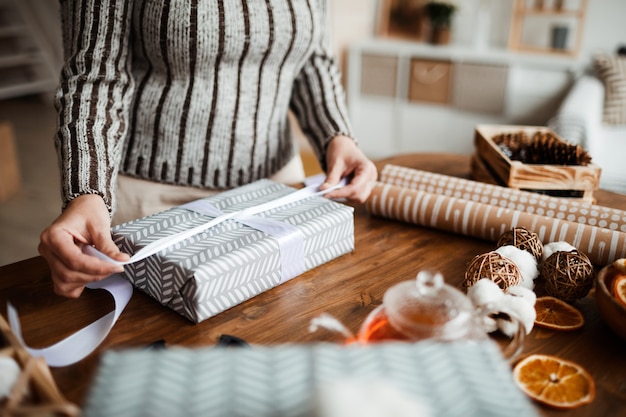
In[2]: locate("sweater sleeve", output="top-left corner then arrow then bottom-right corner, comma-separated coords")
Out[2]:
54,0 -> 135,213
289,0 -> 354,169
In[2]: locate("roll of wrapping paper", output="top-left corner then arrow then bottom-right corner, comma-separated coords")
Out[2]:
379,164 -> 626,233
366,182 -> 626,266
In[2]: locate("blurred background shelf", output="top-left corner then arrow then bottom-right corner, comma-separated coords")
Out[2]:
508,0 -> 588,57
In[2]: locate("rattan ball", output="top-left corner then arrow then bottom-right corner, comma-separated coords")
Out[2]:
497,227 -> 543,261
464,251 -> 522,291
540,250 -> 594,301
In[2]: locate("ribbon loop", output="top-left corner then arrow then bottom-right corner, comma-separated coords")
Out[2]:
7,274 -> 133,367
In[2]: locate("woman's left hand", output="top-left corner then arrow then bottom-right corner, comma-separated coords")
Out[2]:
320,135 -> 378,204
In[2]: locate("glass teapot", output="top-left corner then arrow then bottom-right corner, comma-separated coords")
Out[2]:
348,271 -> 525,359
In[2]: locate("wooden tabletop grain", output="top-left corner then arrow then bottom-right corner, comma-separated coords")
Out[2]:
1,153 -> 625,416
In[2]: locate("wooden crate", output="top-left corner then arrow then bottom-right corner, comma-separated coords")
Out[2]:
472,124 -> 601,201
0,315 -> 79,416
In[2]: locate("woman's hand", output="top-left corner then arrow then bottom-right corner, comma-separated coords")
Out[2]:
321,135 -> 378,203
38,194 -> 129,298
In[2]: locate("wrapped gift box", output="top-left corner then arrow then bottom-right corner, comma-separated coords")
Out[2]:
112,180 -> 354,323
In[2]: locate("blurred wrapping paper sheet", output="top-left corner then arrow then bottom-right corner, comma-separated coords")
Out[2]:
83,341 -> 538,417
366,165 -> 626,266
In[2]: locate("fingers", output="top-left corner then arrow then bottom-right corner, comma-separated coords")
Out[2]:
41,249 -> 116,298
39,227 -> 125,297
321,164 -> 344,191
321,135 -> 378,203
340,170 -> 377,203
89,227 -> 130,263
322,160 -> 377,204
38,194 -> 126,298
324,166 -> 376,203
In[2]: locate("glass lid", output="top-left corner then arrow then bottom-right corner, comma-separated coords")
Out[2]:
383,270 -> 474,340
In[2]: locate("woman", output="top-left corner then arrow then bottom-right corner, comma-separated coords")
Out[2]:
39,0 -> 377,298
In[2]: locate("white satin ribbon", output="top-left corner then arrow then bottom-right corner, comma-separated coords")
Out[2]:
180,200 -> 306,283
7,274 -> 132,367
8,177 -> 347,367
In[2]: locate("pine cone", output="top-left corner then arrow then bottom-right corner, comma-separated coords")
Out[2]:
492,131 -> 591,166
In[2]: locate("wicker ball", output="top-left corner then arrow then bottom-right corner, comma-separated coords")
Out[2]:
464,251 -> 522,291
497,227 -> 543,261
540,250 -> 594,301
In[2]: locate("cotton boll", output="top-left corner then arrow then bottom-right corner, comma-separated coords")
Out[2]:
480,315 -> 499,334
467,280 -> 500,328
467,278 -> 504,307
496,316 -> 520,338
466,278 -> 537,336
502,293 -> 537,335
0,356 -> 21,399
467,279 -> 505,334
542,241 -> 576,261
494,297 -> 534,337
466,279 -> 538,337
495,245 -> 538,289
506,285 -> 537,306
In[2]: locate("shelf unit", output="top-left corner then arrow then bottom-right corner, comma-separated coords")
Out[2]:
0,0 -> 58,100
346,38 -> 583,159
508,0 -> 588,57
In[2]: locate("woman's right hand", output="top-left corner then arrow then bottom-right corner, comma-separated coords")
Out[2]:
39,194 -> 129,298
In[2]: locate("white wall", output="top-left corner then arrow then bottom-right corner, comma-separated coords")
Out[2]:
329,0 -> 378,57
581,0 -> 626,57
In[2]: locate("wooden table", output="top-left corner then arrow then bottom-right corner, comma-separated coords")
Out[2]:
1,153 -> 625,416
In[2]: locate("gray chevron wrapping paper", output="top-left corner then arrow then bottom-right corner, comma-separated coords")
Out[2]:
111,180 -> 354,323
83,341 -> 538,417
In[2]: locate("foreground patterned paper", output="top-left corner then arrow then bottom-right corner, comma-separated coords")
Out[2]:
84,341 -> 538,417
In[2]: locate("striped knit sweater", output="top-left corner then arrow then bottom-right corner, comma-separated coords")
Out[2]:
55,0 -> 353,212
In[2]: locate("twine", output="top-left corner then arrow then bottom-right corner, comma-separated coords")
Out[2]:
464,251 -> 522,291
540,250 -> 595,301
497,227 -> 543,261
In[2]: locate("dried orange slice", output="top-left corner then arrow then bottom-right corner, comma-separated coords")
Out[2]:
513,354 -> 595,409
612,274 -> 626,308
534,296 -> 584,331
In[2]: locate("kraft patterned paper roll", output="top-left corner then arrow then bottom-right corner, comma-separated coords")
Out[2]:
366,182 -> 626,266
379,164 -> 626,233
